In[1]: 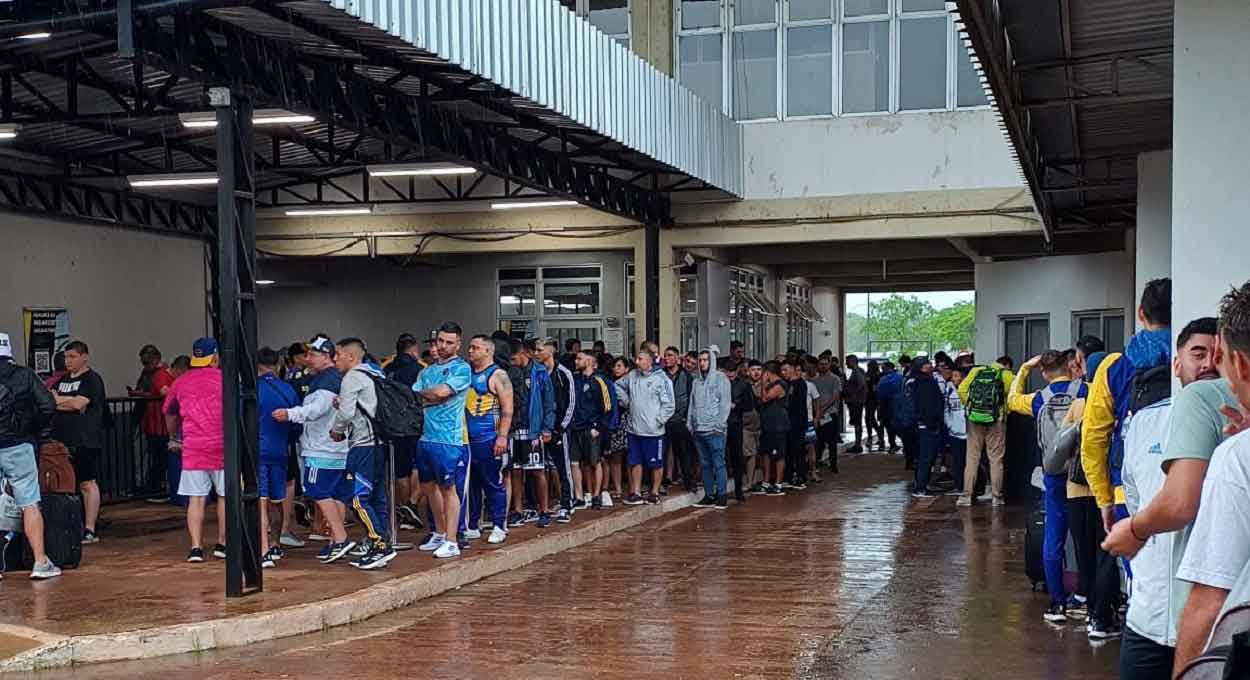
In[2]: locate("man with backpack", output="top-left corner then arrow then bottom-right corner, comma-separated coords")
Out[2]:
907,358 -> 946,498
1006,350 -> 1088,623
957,356 -> 1016,507
0,332 -> 62,580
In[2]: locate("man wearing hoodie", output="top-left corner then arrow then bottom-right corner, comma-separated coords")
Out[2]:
386,334 -> 425,531
909,358 -> 946,498
617,348 -> 675,505
507,338 -> 558,529
689,346 -> 733,509
876,362 -> 903,454
539,339 -> 578,520
569,350 -> 614,510
663,346 -> 696,492
330,338 -> 395,570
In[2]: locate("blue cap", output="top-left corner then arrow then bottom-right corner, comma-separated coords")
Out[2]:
191,337 -> 218,367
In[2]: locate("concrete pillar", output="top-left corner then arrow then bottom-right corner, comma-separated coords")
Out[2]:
629,0 -> 673,75
1135,151 -> 1172,300
699,259 -> 731,351
658,227 -> 679,348
1172,1 -> 1250,336
768,273 -> 785,359
812,286 -> 841,355
634,229 -> 650,347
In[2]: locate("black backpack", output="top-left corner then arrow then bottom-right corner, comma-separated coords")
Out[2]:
359,372 -> 424,441
0,362 -> 17,437
1130,364 -> 1172,413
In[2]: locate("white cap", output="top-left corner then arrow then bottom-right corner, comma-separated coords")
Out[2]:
0,332 -> 11,359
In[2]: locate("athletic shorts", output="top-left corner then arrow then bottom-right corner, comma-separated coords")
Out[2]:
418,441 -> 468,487
0,442 -> 41,508
179,469 -> 226,497
393,437 -> 417,478
759,432 -> 787,459
568,429 -> 602,466
626,434 -> 664,470
511,437 -> 548,472
71,446 -> 101,483
258,462 -> 287,501
303,464 -> 346,501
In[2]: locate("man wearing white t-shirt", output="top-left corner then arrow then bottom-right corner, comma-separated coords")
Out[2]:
1173,282 -> 1250,675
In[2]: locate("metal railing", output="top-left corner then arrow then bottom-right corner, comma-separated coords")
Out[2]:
99,397 -> 168,505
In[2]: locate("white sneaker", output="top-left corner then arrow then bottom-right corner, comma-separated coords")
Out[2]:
307,533 -> 331,542
992,496 -> 1006,508
976,493 -> 993,502
418,533 -> 446,552
463,528 -> 482,540
433,541 -> 461,559
956,495 -> 973,507
600,491 -> 614,508
30,560 -> 62,580
488,526 -> 508,544
280,533 -> 305,548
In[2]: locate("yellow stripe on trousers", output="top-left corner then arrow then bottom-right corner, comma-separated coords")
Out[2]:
352,496 -> 381,545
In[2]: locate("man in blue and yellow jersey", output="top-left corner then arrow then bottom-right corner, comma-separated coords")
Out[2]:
413,322 -> 473,559
464,335 -> 514,546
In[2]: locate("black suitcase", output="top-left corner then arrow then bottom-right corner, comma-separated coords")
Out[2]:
30,493 -> 83,569
1025,506 -> 1045,590
2,531 -> 28,572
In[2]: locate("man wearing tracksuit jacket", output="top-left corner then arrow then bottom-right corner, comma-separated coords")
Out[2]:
540,338 -> 577,522
569,351 -> 614,510
506,338 -> 558,528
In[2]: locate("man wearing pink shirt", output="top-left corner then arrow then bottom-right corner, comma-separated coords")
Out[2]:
164,337 -> 226,563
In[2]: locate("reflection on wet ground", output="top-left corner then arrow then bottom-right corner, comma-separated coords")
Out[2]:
20,454 -> 1119,679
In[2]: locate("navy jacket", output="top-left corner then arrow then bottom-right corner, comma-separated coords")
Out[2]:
909,373 -> 945,431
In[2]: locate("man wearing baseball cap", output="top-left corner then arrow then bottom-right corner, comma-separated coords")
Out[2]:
163,337 -> 226,563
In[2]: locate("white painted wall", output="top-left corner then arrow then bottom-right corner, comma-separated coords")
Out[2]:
973,251 -> 1134,362
1,214 -> 209,395
256,251 -> 631,355
813,286 -> 842,355
1172,0 -> 1250,340
740,109 -> 1021,200
1136,151 -> 1172,297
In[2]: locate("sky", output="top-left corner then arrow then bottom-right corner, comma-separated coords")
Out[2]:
844,289 -> 974,317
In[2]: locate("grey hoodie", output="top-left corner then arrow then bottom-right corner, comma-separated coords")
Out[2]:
332,362 -> 385,449
615,365 -> 675,438
687,346 -> 732,435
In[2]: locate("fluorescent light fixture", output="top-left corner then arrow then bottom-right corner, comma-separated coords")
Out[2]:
256,280 -> 276,285
128,173 -> 218,188
0,123 -> 18,140
179,109 -> 315,129
490,200 -> 578,210
284,206 -> 374,217
367,162 -> 476,177
16,32 -> 52,40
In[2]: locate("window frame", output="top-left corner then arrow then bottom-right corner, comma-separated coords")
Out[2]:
578,0 -> 632,46
496,264 -> 605,333
1000,313 -> 1050,389
729,267 -> 770,361
1072,308 -> 1127,353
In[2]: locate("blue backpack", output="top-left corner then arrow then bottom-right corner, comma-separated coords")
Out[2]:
892,378 -> 918,430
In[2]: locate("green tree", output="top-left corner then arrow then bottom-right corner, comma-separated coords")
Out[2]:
845,312 -> 867,353
921,300 -> 977,353
862,294 -> 936,353
848,294 -> 975,357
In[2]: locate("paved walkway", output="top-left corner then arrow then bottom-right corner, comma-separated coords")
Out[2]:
14,454 -> 1120,679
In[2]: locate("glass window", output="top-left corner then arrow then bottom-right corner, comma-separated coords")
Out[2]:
841,21 -> 889,113
680,33 -> 724,107
681,317 -> 700,352
789,0 -> 831,21
680,0 -> 720,29
543,266 -> 601,279
499,268 -> 537,281
1104,315 -> 1125,353
680,275 -> 697,314
899,17 -> 947,110
732,29 -> 777,119
588,0 -> 630,36
499,284 -> 536,318
543,282 -> 601,316
901,0 -> 945,10
844,0 -> 887,17
786,25 -> 833,116
956,41 -> 987,107
735,0 -> 775,25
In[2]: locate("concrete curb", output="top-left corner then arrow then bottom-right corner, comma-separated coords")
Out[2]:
0,492 -> 694,672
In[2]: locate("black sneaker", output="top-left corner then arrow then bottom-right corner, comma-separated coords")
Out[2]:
748,483 -> 767,496
766,484 -> 785,496
714,496 -> 728,510
1043,604 -> 1067,624
644,492 -> 660,505
658,484 -> 670,497
693,495 -> 716,508
507,512 -> 525,528
398,504 -> 423,529
213,543 -> 228,559
846,445 -> 864,454
623,493 -> 645,505
294,500 -> 313,528
1087,618 -> 1121,640
537,513 -> 553,528
321,540 -> 358,564
591,496 -> 603,510
352,544 -> 397,570
556,508 -> 572,523
187,547 -> 205,563
522,509 -> 539,524
571,498 -> 587,512
81,529 -> 100,545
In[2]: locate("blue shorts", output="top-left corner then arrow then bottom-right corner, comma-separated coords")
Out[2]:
258,462 -> 287,501
392,437 -> 417,478
626,434 -> 664,471
0,442 -> 41,508
417,441 -> 469,487
303,464 -> 346,501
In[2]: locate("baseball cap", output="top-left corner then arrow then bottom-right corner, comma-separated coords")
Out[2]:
0,332 -> 12,359
307,335 -> 335,356
190,337 -> 218,367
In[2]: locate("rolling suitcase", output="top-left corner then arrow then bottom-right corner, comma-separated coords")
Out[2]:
1024,505 -> 1045,590
29,493 -> 83,569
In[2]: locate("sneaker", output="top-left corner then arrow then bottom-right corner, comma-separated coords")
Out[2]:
658,485 -> 669,497
418,534 -> 446,552
791,482 -> 808,491
463,528 -> 482,541
213,544 -> 228,559
992,496 -> 1006,508
600,491 -> 614,508
433,541 -> 461,559
457,533 -> 471,550
714,496 -> 728,510
398,503 -> 423,529
507,512 -> 525,528
349,543 -> 369,557
145,496 -> 170,504
1065,595 -> 1089,619
537,513 -> 553,528
623,493 -> 645,506
307,532 -> 331,542
187,547 -> 205,563
912,491 -> 935,499
522,509 -> 539,524
399,520 -> 418,531
1087,618 -> 1121,640
81,530 -> 99,545
956,495 -> 973,507
279,533 -> 305,548
320,540 -> 357,564
1043,604 -> 1068,624
555,508 -> 571,524
269,545 -> 285,561
766,484 -> 785,496
262,552 -> 276,569
644,492 -> 660,505
488,526 -> 508,544
846,445 -> 864,454
572,498 -> 587,513
977,492 -> 994,502
748,483 -> 767,496
352,544 -> 397,570
943,489 -> 964,496
30,560 -> 62,580
778,482 -> 793,490
693,495 -> 716,508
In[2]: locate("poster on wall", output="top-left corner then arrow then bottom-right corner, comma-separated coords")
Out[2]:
499,319 -> 531,340
23,307 -> 70,377
603,317 -> 624,355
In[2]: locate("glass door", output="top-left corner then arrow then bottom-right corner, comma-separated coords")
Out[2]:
541,321 -> 603,349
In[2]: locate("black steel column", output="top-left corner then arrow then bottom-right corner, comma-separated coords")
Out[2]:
212,87 -> 262,597
644,221 -> 660,344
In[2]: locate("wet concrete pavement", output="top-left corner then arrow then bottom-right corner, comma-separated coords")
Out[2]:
16,454 -> 1120,679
